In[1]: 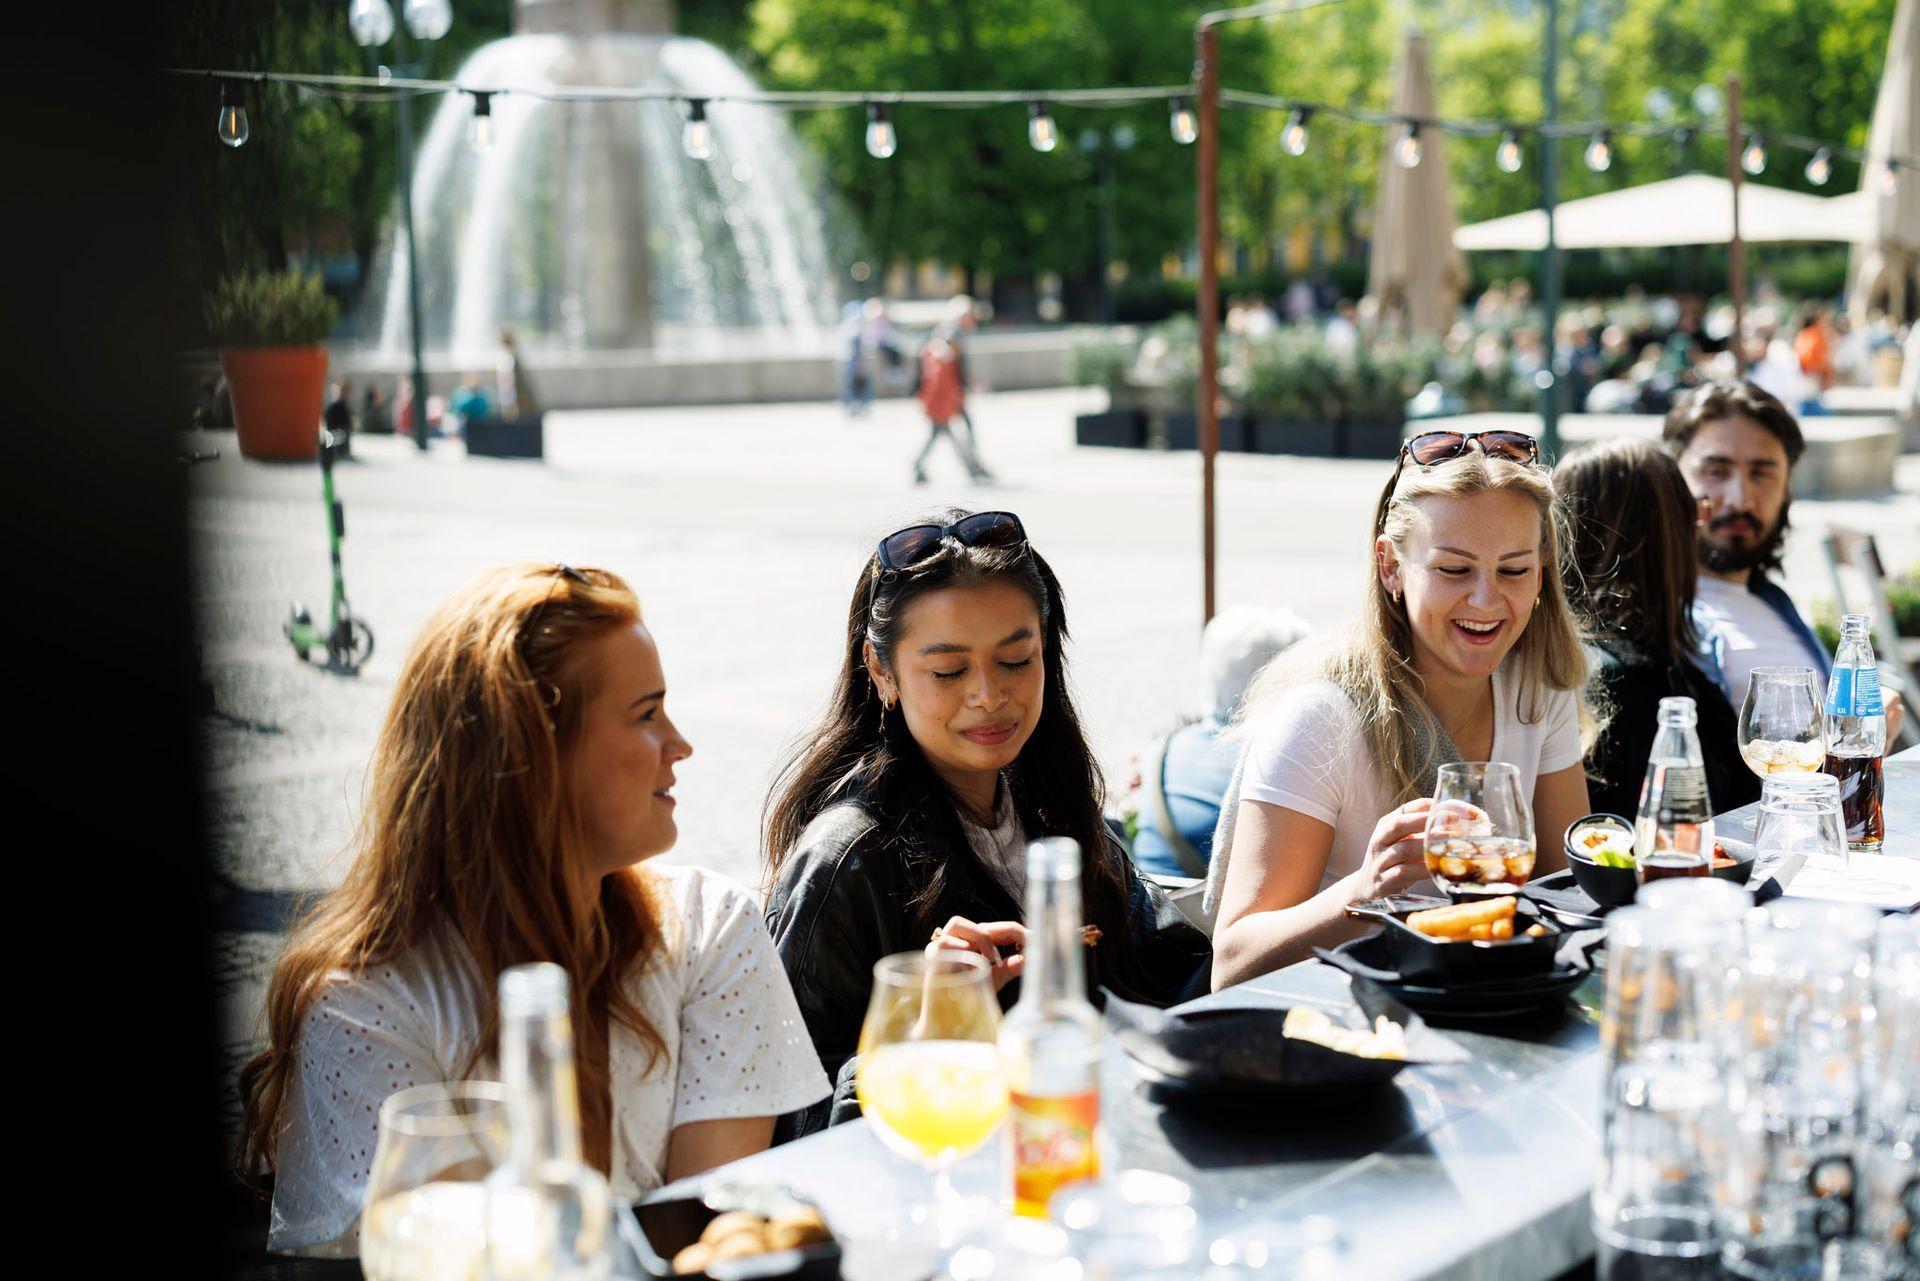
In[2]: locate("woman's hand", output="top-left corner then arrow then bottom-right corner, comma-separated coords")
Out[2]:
928,916 -> 1026,992
1347,798 -> 1436,902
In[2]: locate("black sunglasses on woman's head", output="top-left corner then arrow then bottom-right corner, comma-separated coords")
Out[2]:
875,511 -> 1028,573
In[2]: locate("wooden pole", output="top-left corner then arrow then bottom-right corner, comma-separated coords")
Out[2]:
1196,26 -> 1221,624
1728,75 -> 1747,377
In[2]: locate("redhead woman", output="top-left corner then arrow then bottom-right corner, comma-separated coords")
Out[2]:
1207,432 -> 1592,986
240,564 -> 827,1255
763,510 -> 1210,1133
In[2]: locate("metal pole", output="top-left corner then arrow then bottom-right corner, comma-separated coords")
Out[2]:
395,28 -> 431,451
1099,142 -> 1118,326
1196,25 -> 1221,625
1538,0 -> 1562,462
1727,76 -> 1748,378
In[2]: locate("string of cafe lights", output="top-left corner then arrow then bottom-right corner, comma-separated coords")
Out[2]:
187,67 -> 1917,191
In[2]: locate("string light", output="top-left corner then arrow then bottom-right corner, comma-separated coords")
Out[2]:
216,78 -> 249,148
1169,96 -> 1197,145
402,0 -> 452,41
1584,129 -> 1612,172
466,91 -> 493,153
1804,146 -> 1833,186
1741,132 -> 1768,176
347,0 -> 395,48
1279,106 -> 1312,157
1027,100 -> 1058,153
865,102 -> 896,159
1496,128 -> 1524,173
1394,120 -> 1422,169
682,98 -> 713,160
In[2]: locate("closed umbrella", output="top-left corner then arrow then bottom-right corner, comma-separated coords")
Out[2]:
1367,29 -> 1468,339
1849,0 -> 1919,323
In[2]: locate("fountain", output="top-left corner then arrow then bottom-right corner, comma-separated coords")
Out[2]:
349,0 -> 852,406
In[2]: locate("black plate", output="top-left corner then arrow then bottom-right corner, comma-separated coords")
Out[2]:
631,1184 -> 840,1280
1523,870 -> 1606,927
1345,895 -> 1563,983
1327,934 -> 1590,1021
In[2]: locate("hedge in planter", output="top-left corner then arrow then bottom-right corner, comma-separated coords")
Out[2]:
206,271 -> 339,463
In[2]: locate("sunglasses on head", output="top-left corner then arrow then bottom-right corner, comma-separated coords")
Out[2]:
875,511 -> 1029,574
1398,429 -> 1541,467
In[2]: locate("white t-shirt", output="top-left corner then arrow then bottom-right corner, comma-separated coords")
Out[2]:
1694,575 -> 1820,705
1235,663 -> 1584,894
267,864 -> 830,1256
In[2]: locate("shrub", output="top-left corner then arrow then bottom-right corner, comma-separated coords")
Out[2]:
1067,333 -> 1133,394
204,271 -> 340,347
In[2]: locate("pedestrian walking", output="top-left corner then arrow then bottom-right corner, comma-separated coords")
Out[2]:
911,321 -> 990,485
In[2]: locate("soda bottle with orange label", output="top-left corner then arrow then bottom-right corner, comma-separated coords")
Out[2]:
999,837 -> 1103,1218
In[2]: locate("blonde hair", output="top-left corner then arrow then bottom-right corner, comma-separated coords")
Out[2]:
240,564 -> 668,1180
1240,454 -> 1590,804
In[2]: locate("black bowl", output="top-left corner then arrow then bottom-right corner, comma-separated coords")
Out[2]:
1563,813 -> 1638,910
631,1184 -> 840,1280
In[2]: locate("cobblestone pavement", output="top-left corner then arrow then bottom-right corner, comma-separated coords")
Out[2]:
196,386 -> 1920,1135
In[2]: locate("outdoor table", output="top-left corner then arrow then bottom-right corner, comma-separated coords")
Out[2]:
1714,741 -> 1920,861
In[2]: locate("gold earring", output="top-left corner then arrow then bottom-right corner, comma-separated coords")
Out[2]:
1391,589 -> 1402,605
1535,595 -> 1541,609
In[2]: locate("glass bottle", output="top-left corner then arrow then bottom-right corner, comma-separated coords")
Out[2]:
1822,613 -> 1886,851
484,963 -> 611,1281
1632,697 -> 1714,883
998,837 -> 1103,1218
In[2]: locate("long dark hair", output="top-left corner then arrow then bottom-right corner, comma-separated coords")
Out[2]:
1556,438 -> 1701,671
1660,379 -> 1802,575
762,508 -> 1157,995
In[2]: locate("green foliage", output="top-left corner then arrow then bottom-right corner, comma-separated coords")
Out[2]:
1240,330 -> 1336,420
205,271 -> 340,347
1067,333 -> 1134,392
1338,343 -> 1436,421
1812,569 -> 1920,653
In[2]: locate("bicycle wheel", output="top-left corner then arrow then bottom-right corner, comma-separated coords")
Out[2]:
329,618 -> 375,672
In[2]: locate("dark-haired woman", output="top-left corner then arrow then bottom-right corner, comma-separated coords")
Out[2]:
1556,438 -> 1761,817
762,510 -> 1211,1135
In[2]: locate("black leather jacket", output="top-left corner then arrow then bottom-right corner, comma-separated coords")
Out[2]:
765,793 -> 1211,1139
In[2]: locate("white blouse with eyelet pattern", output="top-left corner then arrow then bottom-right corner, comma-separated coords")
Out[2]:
266,863 -> 830,1257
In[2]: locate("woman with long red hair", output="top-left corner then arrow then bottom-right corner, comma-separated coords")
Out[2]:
240,564 -> 827,1255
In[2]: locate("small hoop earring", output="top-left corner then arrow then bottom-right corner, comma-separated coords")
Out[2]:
1535,595 -> 1542,609
1390,590 -> 1402,605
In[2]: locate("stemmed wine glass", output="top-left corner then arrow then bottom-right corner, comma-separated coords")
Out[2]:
1738,666 -> 1827,779
359,1080 -> 509,1281
854,950 -> 1008,1246
1424,761 -> 1535,897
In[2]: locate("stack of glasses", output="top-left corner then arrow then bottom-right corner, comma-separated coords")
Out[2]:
1595,882 -> 1918,1280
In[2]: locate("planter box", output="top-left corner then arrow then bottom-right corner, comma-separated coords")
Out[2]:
1075,409 -> 1146,449
220,346 -> 327,462
1252,416 -> 1339,457
1163,412 -> 1254,452
1342,417 -> 1406,460
465,415 -> 545,460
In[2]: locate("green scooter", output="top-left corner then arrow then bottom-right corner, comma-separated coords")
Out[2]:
284,428 -> 374,673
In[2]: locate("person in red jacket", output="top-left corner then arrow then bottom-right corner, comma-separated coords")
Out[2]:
911,309 -> 994,485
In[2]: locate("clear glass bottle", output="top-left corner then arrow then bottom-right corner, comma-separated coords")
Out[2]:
484,963 -> 611,1281
1822,613 -> 1886,851
998,837 -> 1103,1218
1631,697 -> 1715,883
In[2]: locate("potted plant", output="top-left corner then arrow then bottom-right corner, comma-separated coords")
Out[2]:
206,270 -> 339,462
1338,344 -> 1429,459
1243,331 -> 1337,456
1068,333 -> 1146,448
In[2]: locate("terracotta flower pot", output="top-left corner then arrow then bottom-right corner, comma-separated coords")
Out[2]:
220,346 -> 328,462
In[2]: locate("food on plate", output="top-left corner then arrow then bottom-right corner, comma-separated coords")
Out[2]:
1709,840 -> 1739,871
1524,923 -> 1551,938
1570,820 -> 1637,869
1282,1005 -> 1407,1060
1404,895 -> 1518,940
672,1205 -> 833,1273
1081,924 -> 1104,947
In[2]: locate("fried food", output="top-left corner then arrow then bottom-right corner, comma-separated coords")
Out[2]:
1405,895 -> 1517,940
1081,924 -> 1103,946
671,1243 -> 713,1274
1283,1005 -> 1407,1060
699,1212 -> 765,1248
765,1207 -> 833,1250
676,1205 -> 834,1273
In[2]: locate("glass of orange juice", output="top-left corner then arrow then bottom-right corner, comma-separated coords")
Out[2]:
855,950 -> 1007,1244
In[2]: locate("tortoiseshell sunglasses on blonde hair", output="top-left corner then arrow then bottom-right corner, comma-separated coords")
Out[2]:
1375,430 -> 1542,530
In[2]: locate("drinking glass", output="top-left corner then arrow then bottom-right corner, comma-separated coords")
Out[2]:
1751,777 -> 1849,893
1051,1169 -> 1197,1279
1424,761 -> 1535,897
1738,667 -> 1827,779
360,1080 -> 509,1281
855,950 -> 1008,1245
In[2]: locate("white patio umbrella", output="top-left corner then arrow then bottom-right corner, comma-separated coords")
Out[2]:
1367,29 -> 1467,338
1452,174 -> 1872,251
1848,0 -> 1919,322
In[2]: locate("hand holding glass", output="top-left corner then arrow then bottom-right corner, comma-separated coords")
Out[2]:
1425,761 -> 1535,896
1738,666 -> 1826,778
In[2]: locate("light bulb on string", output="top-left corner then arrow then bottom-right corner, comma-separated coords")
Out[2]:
1496,128 -> 1524,173
682,99 -> 713,160
403,0 -> 452,41
865,102 -> 897,159
1281,107 -> 1312,157
1169,96 -> 1197,146
1027,100 -> 1058,153
348,0 -> 395,47
1394,121 -> 1422,169
1804,147 -> 1833,186
1741,133 -> 1767,176
469,91 -> 493,154
216,78 -> 249,148
1584,129 -> 1612,172
1883,159 -> 1900,195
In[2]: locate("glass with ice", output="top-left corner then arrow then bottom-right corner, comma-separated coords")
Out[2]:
1738,666 -> 1826,778
1424,761 -> 1536,897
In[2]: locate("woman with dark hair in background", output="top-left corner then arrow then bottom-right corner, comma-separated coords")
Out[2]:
763,509 -> 1209,1136
1555,438 -> 1759,817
